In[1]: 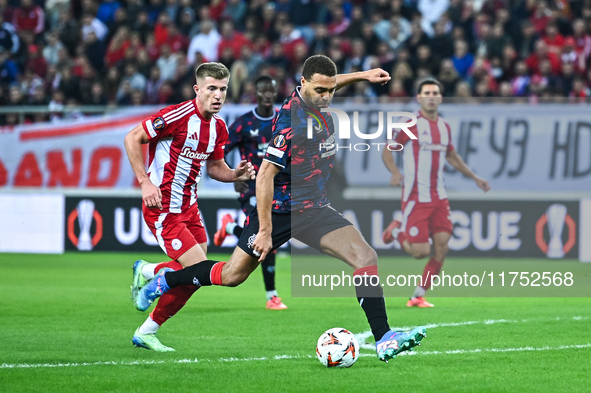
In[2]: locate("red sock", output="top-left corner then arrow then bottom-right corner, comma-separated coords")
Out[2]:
421,258 -> 443,290
154,260 -> 183,274
353,265 -> 389,341
150,260 -> 194,326
210,261 -> 226,286
150,285 -> 199,326
353,265 -> 379,277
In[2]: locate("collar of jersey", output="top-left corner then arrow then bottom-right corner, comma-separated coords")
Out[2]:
251,108 -> 276,121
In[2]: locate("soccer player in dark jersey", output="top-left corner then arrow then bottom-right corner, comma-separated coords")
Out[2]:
133,55 -> 427,362
212,76 -> 287,310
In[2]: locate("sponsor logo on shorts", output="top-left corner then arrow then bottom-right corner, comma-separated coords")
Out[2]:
153,117 -> 165,130
172,238 -> 182,250
409,226 -> 419,237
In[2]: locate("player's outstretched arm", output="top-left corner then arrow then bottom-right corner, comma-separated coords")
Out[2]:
206,159 -> 255,182
335,68 -> 391,90
124,124 -> 162,209
445,150 -> 491,192
381,143 -> 404,186
252,160 -> 281,261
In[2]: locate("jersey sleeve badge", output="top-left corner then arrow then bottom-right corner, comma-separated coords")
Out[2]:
273,134 -> 287,148
153,116 -> 166,130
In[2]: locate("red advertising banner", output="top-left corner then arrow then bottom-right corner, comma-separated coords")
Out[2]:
0,109 -> 154,188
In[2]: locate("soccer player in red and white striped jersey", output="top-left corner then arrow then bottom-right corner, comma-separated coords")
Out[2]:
124,62 -> 255,351
382,78 -> 490,308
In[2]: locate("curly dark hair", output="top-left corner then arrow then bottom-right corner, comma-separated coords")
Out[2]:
302,55 -> 337,81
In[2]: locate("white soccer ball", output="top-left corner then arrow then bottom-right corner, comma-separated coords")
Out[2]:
316,327 -> 359,368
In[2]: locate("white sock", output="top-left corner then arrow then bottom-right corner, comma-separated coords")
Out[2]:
141,263 -> 156,280
412,286 -> 426,299
138,316 -> 160,335
226,222 -> 237,235
266,290 -> 278,301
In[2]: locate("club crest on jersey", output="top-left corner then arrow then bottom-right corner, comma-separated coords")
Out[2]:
274,135 -> 286,148
153,117 -> 165,130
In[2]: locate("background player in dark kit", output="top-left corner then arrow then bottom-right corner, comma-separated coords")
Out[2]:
213,76 -> 287,310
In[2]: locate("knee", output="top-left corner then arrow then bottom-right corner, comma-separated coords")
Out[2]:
353,246 -> 378,268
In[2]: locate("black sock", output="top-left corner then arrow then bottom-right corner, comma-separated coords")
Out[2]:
355,280 -> 390,342
233,225 -> 243,237
261,253 -> 276,292
165,260 -> 219,288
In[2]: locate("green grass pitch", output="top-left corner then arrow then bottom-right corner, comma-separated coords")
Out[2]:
0,252 -> 590,392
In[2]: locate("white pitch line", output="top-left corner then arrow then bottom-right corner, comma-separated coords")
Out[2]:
1,343 -> 590,370
385,315 -> 587,335
375,343 -> 591,357
1,316 -> 588,370
356,315 -> 588,349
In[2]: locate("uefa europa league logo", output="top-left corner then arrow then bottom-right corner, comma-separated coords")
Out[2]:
76,199 -> 96,251
546,203 -> 567,258
535,203 -> 576,258
67,199 -> 103,250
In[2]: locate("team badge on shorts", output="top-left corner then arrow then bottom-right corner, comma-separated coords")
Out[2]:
247,234 -> 256,248
171,238 -> 182,250
153,116 -> 165,130
409,227 -> 419,237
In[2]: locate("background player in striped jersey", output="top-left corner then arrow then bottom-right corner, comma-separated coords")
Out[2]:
382,78 -> 490,308
212,75 -> 288,310
124,62 -> 255,351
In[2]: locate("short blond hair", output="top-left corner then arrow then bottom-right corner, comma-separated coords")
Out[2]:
195,62 -> 230,82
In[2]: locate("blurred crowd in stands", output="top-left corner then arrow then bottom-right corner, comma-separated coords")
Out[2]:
1,0 -> 590,124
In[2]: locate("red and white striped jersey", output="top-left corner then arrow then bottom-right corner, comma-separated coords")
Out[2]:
390,111 -> 455,203
141,100 -> 228,213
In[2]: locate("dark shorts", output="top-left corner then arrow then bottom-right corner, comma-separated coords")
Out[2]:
236,205 -> 352,257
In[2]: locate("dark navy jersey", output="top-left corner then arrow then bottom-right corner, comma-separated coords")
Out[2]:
226,108 -> 278,204
263,88 -> 336,213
